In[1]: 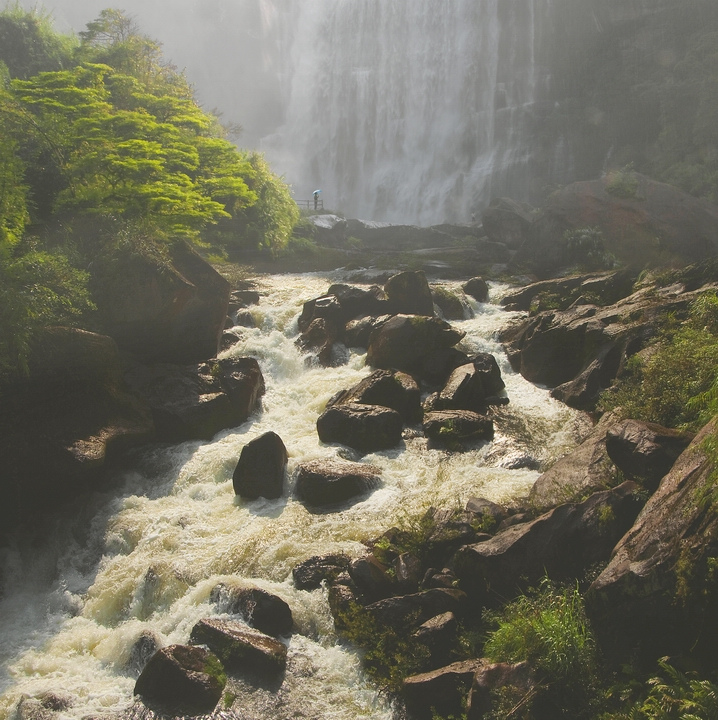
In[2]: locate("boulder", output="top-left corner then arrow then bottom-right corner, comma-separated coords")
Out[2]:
431,286 -> 473,320
93,239 -> 230,364
326,282 -> 389,320
586,420 -> 718,663
296,317 -> 339,367
384,270 -> 435,316
465,497 -> 507,532
403,659 -> 486,720
364,588 -> 467,629
210,584 -> 293,636
482,197 -> 535,250
0,328 -> 154,536
189,618 -> 287,677
367,315 -> 465,376
134,644 -> 226,715
127,356 -> 264,443
420,347 -> 472,388
462,277 -> 490,303
316,403 -> 403,453
328,369 -> 422,424
232,289 -> 260,307
292,553 -> 352,590
126,630 -> 162,675
453,482 -> 644,605
348,554 -> 396,603
412,612 -> 458,666
605,419 -> 694,490
394,552 -> 424,594
466,661 -> 534,720
297,294 -> 344,335
294,459 -> 382,506
232,431 -> 288,500
529,410 -> 624,508
436,355 -> 505,412
423,410 -> 494,447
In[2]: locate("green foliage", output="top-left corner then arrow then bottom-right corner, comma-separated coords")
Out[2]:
600,291 -> 718,430
336,602 -> 429,692
605,165 -> 640,199
603,659 -> 718,719
483,580 -> 599,717
562,226 -> 616,271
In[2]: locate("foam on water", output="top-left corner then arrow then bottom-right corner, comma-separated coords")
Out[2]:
0,273 -> 583,720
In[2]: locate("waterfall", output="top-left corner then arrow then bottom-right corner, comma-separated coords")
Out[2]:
0,274 -> 581,720
262,0 -> 552,224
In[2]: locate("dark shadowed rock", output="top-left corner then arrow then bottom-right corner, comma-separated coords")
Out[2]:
605,419 -> 694,491
233,431 -> 288,500
431,285 -> 473,320
296,317 -> 339,367
326,283 -> 389,320
462,277 -> 489,302
190,618 -> 287,677
364,588 -> 467,629
465,497 -> 507,531
436,354 -> 505,413
298,294 -> 344,334
126,631 -> 162,675
294,459 -> 382,506
384,270 -> 435,316
210,584 -> 293,637
394,552 -> 424,594
316,403 -> 403,452
453,482 -> 644,605
467,661 -> 534,720
403,659 -> 486,720
134,644 -> 225,715
482,197 -> 535,250
423,410 -> 494,447
292,553 -> 352,590
328,369 -> 422,424
586,420 -> 718,663
349,554 -> 396,603
367,314 -> 465,376
95,239 -> 230,364
412,612 -> 458,667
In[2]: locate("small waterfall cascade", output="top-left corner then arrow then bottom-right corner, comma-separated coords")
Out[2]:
262,0 -> 552,224
0,274 -> 582,720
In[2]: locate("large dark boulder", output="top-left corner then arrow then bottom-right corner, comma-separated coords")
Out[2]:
294,459 -> 382,506
454,482 -> 644,605
436,354 -> 505,412
189,618 -> 287,677
348,554 -> 396,603
326,283 -> 389,320
233,431 -> 288,500
431,285 -> 473,320
93,239 -> 230,364
367,314 -> 465,376
0,328 -> 154,536
586,419 -> 718,664
134,644 -> 226,715
364,588 -> 467,629
210,584 -> 293,637
384,270 -> 435,316
297,294 -> 344,335
316,403 -> 403,453
128,356 -> 265,443
605,419 -> 694,491
403,659 -> 485,720
462,277 -> 489,303
328,369 -> 422,424
423,410 -> 494,447
292,553 -> 352,590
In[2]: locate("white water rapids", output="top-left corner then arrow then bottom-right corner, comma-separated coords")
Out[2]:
0,273 -> 584,720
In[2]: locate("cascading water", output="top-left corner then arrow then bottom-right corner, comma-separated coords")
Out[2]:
262,0 -> 552,224
0,274 -> 583,720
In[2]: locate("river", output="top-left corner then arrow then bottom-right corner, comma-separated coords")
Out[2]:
0,272 -> 583,720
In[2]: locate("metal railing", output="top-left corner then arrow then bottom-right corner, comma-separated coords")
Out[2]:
296,199 -> 324,211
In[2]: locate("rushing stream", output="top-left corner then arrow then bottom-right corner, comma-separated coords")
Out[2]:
0,273 -> 584,720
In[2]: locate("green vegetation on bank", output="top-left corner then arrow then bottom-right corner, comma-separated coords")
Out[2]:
0,4 -> 298,376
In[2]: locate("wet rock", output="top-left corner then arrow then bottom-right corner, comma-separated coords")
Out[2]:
210,584 -> 293,636
220,326 -> 245,351
16,693 -> 74,720
435,354 -> 505,413
296,317 -> 339,367
403,659 -> 486,720
423,410 -> 494,447
431,285 -> 473,320
292,553 -> 352,590
126,630 -> 162,675
294,459 -> 382,506
189,618 -> 287,677
326,282 -> 389,321
420,347 -> 472,388
605,419 -> 694,491
328,369 -> 422,424
384,270 -> 435,316
348,554 -> 396,603
586,419 -> 718,663
234,309 -> 256,328
367,314 -> 465,377
232,289 -> 260,307
454,481 -> 644,605
462,277 -> 489,303
127,356 -> 265,443
298,294 -> 344,335
316,403 -> 403,453
134,644 -> 226,715
233,431 -> 288,500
